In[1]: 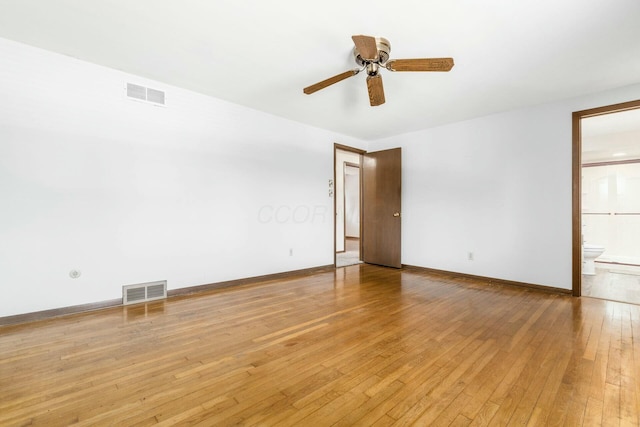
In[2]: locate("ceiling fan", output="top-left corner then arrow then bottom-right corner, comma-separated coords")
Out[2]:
303,35 -> 454,107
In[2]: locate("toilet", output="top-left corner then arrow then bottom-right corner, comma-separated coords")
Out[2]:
583,243 -> 605,275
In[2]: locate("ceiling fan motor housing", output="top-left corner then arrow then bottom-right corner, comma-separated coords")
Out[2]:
354,37 -> 391,66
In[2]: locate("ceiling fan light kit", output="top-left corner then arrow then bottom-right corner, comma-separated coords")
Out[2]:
303,34 -> 454,107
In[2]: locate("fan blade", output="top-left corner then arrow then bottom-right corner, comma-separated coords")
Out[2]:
366,74 -> 385,107
352,35 -> 378,61
303,69 -> 359,95
386,58 -> 454,72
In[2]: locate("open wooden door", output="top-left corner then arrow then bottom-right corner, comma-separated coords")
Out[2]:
362,148 -> 401,268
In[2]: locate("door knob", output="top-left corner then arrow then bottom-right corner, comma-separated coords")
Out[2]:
393,212 -> 401,217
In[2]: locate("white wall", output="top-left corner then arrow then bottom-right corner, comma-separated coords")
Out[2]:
4,37 -> 640,317
369,83 -> 640,290
344,165 -> 360,238
0,38 -> 365,317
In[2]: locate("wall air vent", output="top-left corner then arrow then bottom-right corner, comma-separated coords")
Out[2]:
122,280 -> 167,305
126,83 -> 166,106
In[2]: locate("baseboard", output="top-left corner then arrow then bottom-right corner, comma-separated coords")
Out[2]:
0,264 -> 336,327
167,265 -> 335,297
2,264 -> 567,327
402,265 -> 572,295
0,299 -> 123,327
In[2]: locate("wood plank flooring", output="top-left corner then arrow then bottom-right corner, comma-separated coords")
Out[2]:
1,264 -> 639,426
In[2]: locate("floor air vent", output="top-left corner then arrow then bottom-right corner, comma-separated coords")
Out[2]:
123,280 -> 167,305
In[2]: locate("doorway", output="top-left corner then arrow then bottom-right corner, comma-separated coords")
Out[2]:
573,99 -> 640,303
334,144 -> 403,269
335,146 -> 363,267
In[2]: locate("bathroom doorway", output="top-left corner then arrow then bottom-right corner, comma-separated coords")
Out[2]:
573,100 -> 640,303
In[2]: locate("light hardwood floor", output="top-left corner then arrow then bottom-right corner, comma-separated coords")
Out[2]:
1,264 -> 639,426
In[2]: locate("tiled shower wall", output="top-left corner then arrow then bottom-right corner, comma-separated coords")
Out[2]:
583,162 -> 640,264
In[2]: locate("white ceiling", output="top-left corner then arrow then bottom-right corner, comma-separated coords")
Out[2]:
0,0 -> 639,140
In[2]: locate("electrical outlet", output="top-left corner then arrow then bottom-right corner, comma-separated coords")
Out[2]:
69,269 -> 81,279
289,248 -> 293,256
467,252 -> 474,261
